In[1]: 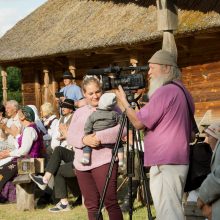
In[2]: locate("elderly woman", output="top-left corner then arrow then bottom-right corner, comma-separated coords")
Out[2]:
40,102 -> 59,151
28,104 -> 47,135
197,123 -> 220,220
0,106 -> 42,194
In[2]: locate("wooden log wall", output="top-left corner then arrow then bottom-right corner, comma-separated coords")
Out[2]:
21,65 -> 60,110
19,47 -> 220,127
182,61 -> 220,124
21,67 -> 36,106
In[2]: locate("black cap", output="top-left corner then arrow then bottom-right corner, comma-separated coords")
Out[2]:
60,99 -> 75,111
63,71 -> 74,79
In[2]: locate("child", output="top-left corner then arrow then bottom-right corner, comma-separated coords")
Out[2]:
82,92 -> 124,166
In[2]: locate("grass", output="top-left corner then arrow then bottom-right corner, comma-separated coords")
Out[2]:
0,175 -> 155,220
0,201 -> 153,220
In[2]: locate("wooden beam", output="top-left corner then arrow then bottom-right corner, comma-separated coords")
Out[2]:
130,56 -> 138,74
51,72 -> 57,108
162,31 -> 177,62
1,68 -> 7,105
156,0 -> 178,60
43,68 -> 49,103
156,0 -> 178,31
34,70 -> 41,109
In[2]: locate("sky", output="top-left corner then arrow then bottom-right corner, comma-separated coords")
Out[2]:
0,0 -> 47,37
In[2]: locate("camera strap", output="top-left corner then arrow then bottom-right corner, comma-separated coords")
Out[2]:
170,81 -> 199,135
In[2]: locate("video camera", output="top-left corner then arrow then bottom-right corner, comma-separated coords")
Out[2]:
55,92 -> 64,98
87,66 -> 148,91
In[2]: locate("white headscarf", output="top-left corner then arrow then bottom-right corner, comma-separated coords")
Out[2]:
28,105 -> 47,135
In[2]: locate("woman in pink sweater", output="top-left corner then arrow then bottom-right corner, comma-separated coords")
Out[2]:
67,76 -> 123,220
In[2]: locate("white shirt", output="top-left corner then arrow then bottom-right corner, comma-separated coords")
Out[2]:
43,115 -> 59,149
9,126 -> 38,157
51,114 -> 73,149
6,113 -> 22,149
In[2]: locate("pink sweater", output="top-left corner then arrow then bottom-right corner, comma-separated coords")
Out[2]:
67,105 -> 125,171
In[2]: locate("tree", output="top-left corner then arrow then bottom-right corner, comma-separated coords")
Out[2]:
0,66 -> 22,103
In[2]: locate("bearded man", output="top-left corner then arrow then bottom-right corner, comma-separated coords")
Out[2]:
116,50 -> 194,220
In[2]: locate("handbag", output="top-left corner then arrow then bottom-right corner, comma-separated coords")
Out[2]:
170,81 -> 212,192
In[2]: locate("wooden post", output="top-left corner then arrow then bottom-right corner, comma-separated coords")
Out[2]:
156,0 -> 178,31
20,68 -> 25,105
34,70 -> 41,109
16,183 -> 35,211
130,57 -> 138,74
43,68 -> 50,103
68,57 -> 76,84
51,71 -> 58,108
1,68 -> 7,105
162,31 -> 177,62
156,0 -> 178,61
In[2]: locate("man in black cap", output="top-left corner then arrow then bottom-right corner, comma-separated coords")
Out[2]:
57,71 -> 84,108
51,98 -> 75,150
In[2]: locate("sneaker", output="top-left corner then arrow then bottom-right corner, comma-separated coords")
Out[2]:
29,174 -> 47,190
48,202 -> 71,212
80,157 -> 90,165
71,196 -> 82,207
118,160 -> 124,167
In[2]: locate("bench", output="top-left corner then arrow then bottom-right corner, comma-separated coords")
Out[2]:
184,201 -> 206,220
13,158 -> 44,211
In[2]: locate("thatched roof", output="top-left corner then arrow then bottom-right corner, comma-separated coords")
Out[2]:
0,0 -> 220,63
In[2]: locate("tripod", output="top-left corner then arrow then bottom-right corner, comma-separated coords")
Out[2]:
96,101 -> 154,220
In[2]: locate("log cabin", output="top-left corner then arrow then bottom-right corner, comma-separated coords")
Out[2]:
0,0 -> 220,125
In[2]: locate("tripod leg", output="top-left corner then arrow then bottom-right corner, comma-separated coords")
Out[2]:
135,130 -> 155,220
96,112 -> 127,220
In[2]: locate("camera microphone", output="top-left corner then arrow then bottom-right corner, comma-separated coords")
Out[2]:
121,66 -> 149,72
87,66 -> 121,75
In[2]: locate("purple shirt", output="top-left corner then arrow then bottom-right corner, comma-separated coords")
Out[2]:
17,123 -> 42,158
137,81 -> 194,167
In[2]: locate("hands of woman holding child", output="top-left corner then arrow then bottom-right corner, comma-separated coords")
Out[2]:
83,133 -> 101,148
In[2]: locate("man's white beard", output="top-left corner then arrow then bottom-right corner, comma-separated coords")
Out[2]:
148,75 -> 169,98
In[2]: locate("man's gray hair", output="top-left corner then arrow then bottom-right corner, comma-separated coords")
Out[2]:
6,100 -> 19,110
163,65 -> 181,84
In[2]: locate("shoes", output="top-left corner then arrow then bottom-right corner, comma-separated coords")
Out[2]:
71,196 -> 82,207
48,202 -> 71,212
29,174 -> 47,190
80,157 -> 90,165
120,200 -> 130,213
120,180 -> 140,213
118,161 -> 124,167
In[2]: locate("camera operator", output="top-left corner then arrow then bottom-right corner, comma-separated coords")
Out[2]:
116,49 -> 194,220
56,71 -> 85,108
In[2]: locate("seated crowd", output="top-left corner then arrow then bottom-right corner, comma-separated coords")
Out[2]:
0,73 -> 127,219
0,67 -> 219,220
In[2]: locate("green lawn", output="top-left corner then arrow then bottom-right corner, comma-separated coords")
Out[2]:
0,174 -> 155,220
0,202 -> 154,220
